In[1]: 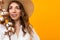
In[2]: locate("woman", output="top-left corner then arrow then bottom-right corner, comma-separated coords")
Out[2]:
0,0 -> 40,40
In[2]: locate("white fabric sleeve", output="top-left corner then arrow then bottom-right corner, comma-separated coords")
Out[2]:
29,25 -> 40,40
0,24 -> 6,40
32,28 -> 40,40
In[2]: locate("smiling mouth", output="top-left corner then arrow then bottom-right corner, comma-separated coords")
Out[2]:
11,14 -> 17,17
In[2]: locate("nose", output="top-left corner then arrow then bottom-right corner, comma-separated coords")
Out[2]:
12,8 -> 16,13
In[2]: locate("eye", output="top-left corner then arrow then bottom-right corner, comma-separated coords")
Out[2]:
9,6 -> 12,9
16,6 -> 20,9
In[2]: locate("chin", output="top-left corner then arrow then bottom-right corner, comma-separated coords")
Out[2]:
11,17 -> 20,21
11,18 -> 17,21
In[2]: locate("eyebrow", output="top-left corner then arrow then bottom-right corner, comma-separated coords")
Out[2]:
9,5 -> 19,7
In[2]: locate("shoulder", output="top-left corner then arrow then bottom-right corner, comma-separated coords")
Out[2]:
0,24 -> 7,40
0,24 -> 7,35
29,25 -> 40,40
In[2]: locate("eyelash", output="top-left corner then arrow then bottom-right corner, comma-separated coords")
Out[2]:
16,7 -> 20,9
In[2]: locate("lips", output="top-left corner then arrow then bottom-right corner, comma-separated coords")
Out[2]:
11,14 -> 17,18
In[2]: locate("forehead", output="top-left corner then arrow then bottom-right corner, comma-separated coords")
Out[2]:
9,2 -> 19,7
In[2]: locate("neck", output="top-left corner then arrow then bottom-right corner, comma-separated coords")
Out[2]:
14,20 -> 21,37
14,19 -> 21,30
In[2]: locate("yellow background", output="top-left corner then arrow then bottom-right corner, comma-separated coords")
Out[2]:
29,0 -> 60,40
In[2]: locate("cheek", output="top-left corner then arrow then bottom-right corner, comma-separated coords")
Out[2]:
17,10 -> 21,16
9,10 -> 12,14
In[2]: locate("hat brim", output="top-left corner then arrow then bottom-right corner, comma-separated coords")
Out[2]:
3,0 -> 34,17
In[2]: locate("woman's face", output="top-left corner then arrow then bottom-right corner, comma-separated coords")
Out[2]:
9,2 -> 21,21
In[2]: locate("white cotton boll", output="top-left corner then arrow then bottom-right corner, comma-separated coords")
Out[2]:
2,9 -> 6,12
6,22 -> 13,27
6,23 -> 9,27
8,27 -> 14,32
8,27 -> 11,31
3,12 -> 8,15
0,12 -> 4,15
0,9 -> 8,16
0,17 -> 4,21
12,27 -> 14,32
8,22 -> 13,26
0,11 -> 8,16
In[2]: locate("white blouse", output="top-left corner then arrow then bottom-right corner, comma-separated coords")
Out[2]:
0,24 -> 40,40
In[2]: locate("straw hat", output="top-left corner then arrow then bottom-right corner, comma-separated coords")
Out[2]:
3,0 -> 34,17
